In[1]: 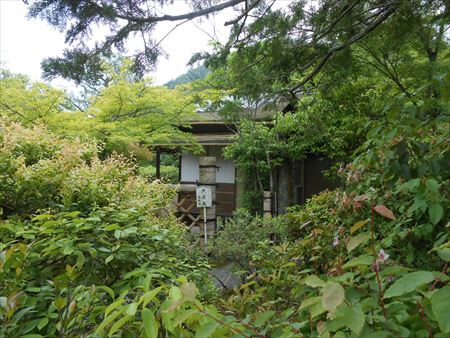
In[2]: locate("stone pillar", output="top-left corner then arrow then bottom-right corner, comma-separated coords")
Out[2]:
199,157 -> 216,250
263,191 -> 272,218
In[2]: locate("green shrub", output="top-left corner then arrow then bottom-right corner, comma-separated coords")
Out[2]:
0,120 -> 175,217
0,120 -> 213,336
212,209 -> 274,273
208,102 -> 450,337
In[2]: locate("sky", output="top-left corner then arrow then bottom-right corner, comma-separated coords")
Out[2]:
0,0 -> 234,89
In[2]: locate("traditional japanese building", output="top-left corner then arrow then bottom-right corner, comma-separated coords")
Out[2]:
153,108 -> 339,228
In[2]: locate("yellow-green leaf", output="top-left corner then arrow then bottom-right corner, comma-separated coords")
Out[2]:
304,275 -> 326,288
125,302 -> 138,316
180,282 -> 198,301
142,308 -> 158,338
195,319 -> 219,338
346,233 -> 370,253
108,315 -> 131,337
342,255 -> 373,269
141,286 -> 164,308
322,282 -> 345,312
350,220 -> 369,234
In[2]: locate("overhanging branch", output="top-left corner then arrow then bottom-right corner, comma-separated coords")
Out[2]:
291,6 -> 396,94
110,0 -> 246,24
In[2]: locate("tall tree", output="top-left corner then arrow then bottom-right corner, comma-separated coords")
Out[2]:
0,69 -> 68,125
25,0 -> 247,84
25,0 -> 442,91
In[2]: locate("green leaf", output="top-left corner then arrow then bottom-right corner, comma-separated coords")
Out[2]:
108,315 -> 131,337
97,285 -> 115,299
426,178 -> 439,193
105,299 -> 124,317
123,226 -> 137,235
299,296 -> 321,310
327,304 -> 365,335
141,286 -> 164,308
125,302 -> 138,316
311,302 -> 326,319
37,317 -> 48,330
304,275 -> 326,288
429,204 -> 443,225
384,271 -> 435,298
437,248 -> 450,262
431,286 -> 450,333
169,286 -> 182,302
65,211 -> 82,218
322,282 -> 345,312
195,320 -> 219,338
254,310 -> 275,327
96,310 -> 123,334
346,233 -> 370,253
173,309 -> 197,327
105,224 -> 120,231
142,308 -> 158,338
343,255 -> 373,269
75,250 -> 85,268
345,307 -> 365,334
31,214 -> 53,221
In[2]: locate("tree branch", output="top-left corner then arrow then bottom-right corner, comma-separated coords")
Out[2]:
0,102 -> 38,125
109,0 -> 246,24
291,6 -> 396,94
225,0 -> 262,26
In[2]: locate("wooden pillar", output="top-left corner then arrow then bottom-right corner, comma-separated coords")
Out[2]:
263,191 -> 272,218
155,146 -> 161,179
199,156 -> 216,250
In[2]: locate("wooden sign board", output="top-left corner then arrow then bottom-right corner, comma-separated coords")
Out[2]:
196,186 -> 212,208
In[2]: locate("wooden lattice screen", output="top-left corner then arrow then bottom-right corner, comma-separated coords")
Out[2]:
175,194 -> 201,230
162,184 -> 202,230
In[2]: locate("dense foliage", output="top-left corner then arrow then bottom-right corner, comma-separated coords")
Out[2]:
0,120 -> 211,336
0,62 -> 200,161
1,117 -> 448,337
211,108 -> 449,336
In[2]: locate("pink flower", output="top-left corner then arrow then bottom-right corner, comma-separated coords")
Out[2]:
332,235 -> 340,247
386,275 -> 395,283
378,249 -> 389,262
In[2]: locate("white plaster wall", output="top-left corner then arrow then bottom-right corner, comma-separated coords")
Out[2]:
180,146 -> 235,184
209,146 -> 235,183
217,158 -> 235,183
180,152 -> 199,182
207,146 -> 235,184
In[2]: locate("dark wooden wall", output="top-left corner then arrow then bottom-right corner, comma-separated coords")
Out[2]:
276,156 -> 340,214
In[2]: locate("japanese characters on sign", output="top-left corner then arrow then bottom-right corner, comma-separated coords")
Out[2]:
196,186 -> 212,208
